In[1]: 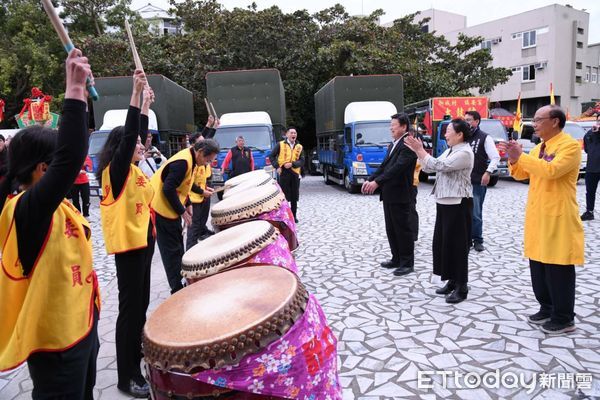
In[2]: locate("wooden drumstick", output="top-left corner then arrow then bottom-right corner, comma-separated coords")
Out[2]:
209,102 -> 218,119
213,186 -> 226,193
40,0 -> 99,101
124,19 -> 145,74
204,98 -> 213,117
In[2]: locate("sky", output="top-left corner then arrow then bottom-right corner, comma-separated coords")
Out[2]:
131,0 -> 600,43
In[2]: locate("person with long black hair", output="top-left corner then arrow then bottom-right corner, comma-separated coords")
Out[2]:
96,71 -> 154,397
0,49 -> 100,399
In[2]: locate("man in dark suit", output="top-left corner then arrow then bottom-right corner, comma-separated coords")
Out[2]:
362,113 -> 418,276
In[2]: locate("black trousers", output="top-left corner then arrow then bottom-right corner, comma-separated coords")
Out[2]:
70,183 -> 90,216
278,169 -> 300,218
28,308 -> 99,400
186,200 -> 211,251
529,259 -> 576,324
585,172 -> 600,211
114,226 -> 154,387
432,198 -> 473,283
382,201 -> 414,268
155,214 -> 184,293
410,186 -> 419,241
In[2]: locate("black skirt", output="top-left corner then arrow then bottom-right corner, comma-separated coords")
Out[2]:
432,197 -> 473,283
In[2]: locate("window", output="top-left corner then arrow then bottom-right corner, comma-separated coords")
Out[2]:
592,68 -> 598,83
577,27 -> 584,35
577,41 -> 584,49
576,76 -> 582,84
421,24 -> 429,33
576,62 -> 583,69
511,67 -> 522,73
481,40 -> 492,50
522,64 -> 536,81
512,32 -> 522,40
585,66 -> 591,82
522,30 -> 536,48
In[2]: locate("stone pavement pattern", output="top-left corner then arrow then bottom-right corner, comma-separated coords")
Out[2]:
1,176 -> 599,399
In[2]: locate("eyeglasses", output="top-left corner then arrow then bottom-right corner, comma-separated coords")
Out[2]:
532,117 -> 554,123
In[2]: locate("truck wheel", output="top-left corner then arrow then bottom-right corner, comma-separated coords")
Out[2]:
344,172 -> 360,194
488,176 -> 499,187
419,171 -> 429,183
323,169 -> 333,185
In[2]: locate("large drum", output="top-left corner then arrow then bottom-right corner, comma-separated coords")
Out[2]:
181,220 -> 297,284
211,184 -> 298,251
143,266 -> 308,399
222,173 -> 276,200
224,169 -> 271,189
144,266 -> 341,399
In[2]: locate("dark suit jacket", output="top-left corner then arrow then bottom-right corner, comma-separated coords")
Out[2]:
368,134 -> 417,204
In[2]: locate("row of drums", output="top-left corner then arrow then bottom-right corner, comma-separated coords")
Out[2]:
143,170 -> 342,399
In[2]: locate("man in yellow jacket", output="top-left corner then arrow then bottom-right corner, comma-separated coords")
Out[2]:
500,105 -> 584,334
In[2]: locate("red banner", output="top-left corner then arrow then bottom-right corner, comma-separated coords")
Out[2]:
432,97 -> 488,121
493,115 -> 515,128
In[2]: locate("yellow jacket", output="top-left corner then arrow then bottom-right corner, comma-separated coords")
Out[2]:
509,132 -> 584,265
189,165 -> 212,204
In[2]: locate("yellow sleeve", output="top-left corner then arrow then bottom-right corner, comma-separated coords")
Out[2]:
508,160 -> 530,181
516,141 -> 581,180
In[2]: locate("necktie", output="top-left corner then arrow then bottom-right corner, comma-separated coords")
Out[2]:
538,142 -> 546,159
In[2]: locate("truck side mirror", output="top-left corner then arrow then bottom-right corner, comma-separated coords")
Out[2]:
531,134 -> 541,144
344,127 -> 352,147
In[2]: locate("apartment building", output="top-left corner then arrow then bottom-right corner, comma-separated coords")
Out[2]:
415,4 -> 600,117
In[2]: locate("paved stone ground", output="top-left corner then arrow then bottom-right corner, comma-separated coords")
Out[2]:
1,176 -> 599,399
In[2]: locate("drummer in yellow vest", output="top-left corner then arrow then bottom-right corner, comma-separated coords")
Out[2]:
269,127 -> 305,222
186,132 -> 215,250
96,71 -> 155,397
151,138 -> 220,293
0,49 -> 101,398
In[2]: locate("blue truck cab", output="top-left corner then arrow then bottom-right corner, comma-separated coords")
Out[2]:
210,111 -> 276,187
318,102 -> 398,193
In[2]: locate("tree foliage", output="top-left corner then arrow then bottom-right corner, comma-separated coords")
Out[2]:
0,0 -> 512,144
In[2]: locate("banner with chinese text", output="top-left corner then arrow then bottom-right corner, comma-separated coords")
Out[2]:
432,97 -> 489,121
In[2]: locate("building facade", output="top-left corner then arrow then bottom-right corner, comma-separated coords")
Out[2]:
414,5 -> 600,118
135,3 -> 180,36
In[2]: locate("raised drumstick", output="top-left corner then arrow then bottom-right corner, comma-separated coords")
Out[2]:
124,19 -> 144,73
209,102 -> 218,119
40,0 -> 99,100
204,98 -> 213,117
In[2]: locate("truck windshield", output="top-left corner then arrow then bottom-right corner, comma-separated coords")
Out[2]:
213,126 -> 272,151
479,120 -> 508,142
355,122 -> 391,146
89,131 -> 109,156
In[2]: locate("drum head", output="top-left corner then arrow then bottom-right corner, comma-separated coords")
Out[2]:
143,266 -> 308,372
223,175 -> 275,199
224,170 -> 270,188
182,220 -> 278,280
211,184 -> 285,227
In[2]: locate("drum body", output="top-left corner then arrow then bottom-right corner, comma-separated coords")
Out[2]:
212,185 -> 298,251
182,221 -> 297,284
146,365 -> 282,399
223,174 -> 275,199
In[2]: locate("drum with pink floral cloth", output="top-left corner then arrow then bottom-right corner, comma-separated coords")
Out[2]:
181,220 -> 297,284
211,184 -> 298,251
143,266 -> 341,399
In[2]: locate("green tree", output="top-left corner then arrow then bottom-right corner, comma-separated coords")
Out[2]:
59,0 -> 135,37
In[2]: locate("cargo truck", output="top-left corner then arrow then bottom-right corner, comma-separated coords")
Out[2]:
87,74 -> 194,195
206,69 -> 286,190
314,75 -> 404,193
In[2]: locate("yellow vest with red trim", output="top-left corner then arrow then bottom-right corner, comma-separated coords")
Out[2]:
100,164 -> 154,254
150,148 -> 194,219
277,140 -> 303,175
0,193 -> 100,371
189,165 -> 212,204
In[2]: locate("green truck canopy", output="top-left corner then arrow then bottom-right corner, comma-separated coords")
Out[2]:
314,75 -> 404,135
206,69 -> 286,134
92,75 -> 194,133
